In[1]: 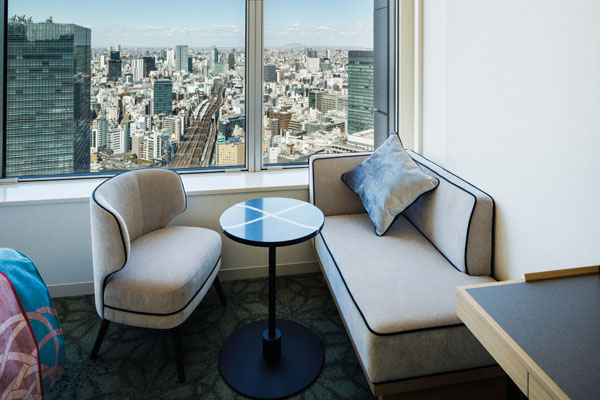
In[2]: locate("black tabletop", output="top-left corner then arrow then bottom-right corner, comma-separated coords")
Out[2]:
467,274 -> 600,400
220,197 -> 325,247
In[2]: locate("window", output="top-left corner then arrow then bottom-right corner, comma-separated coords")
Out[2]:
262,0 -> 374,166
0,0 -> 400,179
3,1 -> 246,178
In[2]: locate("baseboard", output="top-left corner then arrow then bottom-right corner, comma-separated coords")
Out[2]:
48,261 -> 320,298
48,281 -> 95,298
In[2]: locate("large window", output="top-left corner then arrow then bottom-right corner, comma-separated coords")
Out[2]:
4,0 -> 246,178
263,0 -> 374,166
1,0 -> 396,179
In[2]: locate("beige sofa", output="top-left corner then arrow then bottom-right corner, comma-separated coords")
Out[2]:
309,151 -> 505,399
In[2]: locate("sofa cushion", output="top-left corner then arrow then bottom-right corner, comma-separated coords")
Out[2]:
103,226 -> 221,316
404,151 -> 494,276
341,135 -> 439,236
316,213 -> 496,382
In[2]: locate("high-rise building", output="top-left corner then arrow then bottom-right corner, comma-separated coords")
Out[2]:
347,50 -> 374,134
305,47 -> 317,58
144,56 -> 156,74
210,45 -> 219,70
306,57 -> 320,72
108,59 -> 122,80
96,117 -> 108,149
108,47 -> 122,80
264,64 -> 277,83
153,79 -> 173,115
133,59 -> 145,81
217,135 -> 245,166
226,52 -> 235,70
133,56 -> 156,81
5,17 -> 91,176
319,58 -> 331,71
316,92 -> 338,114
175,45 -> 189,72
167,49 -> 175,67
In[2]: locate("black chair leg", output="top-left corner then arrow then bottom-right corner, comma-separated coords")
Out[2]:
90,319 -> 111,359
172,326 -> 185,383
214,276 -> 227,306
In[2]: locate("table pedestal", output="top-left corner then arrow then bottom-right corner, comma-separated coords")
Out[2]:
219,246 -> 323,399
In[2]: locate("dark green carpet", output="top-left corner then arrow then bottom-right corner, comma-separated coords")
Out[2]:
50,273 -> 372,399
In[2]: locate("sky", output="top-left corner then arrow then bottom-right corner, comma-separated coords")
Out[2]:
9,0 -> 373,49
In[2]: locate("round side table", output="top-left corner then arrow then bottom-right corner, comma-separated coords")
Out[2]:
219,197 -> 325,399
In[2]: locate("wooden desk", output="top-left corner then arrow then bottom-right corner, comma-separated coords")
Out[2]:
457,266 -> 600,400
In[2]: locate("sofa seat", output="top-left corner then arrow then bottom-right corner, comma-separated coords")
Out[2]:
315,213 -> 496,383
103,226 -> 221,320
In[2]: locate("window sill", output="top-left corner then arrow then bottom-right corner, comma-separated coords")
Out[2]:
0,169 -> 310,207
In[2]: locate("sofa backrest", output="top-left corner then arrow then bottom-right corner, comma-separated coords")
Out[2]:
404,151 -> 495,277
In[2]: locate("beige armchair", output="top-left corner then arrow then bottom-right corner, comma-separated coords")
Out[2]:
89,168 -> 225,382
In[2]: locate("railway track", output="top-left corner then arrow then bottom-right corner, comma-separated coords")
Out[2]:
169,83 -> 224,169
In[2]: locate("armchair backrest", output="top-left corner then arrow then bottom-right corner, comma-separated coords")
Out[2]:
90,168 -> 186,317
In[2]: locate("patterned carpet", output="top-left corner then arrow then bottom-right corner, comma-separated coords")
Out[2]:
50,273 -> 373,399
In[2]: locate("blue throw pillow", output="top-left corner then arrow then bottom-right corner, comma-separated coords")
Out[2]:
341,134 -> 439,236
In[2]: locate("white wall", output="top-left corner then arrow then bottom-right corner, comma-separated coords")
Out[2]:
0,188 -> 317,296
423,0 -> 600,280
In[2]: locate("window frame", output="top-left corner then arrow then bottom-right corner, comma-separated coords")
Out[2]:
0,0 -> 409,181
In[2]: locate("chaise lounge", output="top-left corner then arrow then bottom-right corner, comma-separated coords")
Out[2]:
309,150 -> 505,399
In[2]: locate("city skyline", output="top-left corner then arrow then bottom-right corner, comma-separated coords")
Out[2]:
9,0 -> 373,48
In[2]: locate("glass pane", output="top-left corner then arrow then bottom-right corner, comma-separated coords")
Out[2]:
263,0 -> 374,167
5,1 -> 245,178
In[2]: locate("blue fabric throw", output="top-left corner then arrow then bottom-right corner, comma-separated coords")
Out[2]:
341,134 -> 439,236
0,248 -> 66,397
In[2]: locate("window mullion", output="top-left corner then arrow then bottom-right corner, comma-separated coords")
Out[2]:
246,0 -> 264,172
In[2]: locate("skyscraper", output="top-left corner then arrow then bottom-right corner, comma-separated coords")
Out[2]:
175,45 -> 189,72
167,49 -> 175,67
210,45 -> 219,70
133,56 -> 156,81
226,52 -> 235,70
108,47 -> 122,80
347,50 -> 374,134
264,64 -> 277,83
6,17 -> 91,176
153,79 -> 173,115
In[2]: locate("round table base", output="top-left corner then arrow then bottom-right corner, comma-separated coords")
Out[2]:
219,319 -> 323,399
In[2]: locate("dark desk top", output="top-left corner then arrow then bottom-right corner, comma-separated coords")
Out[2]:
467,274 -> 600,400
220,198 -> 324,247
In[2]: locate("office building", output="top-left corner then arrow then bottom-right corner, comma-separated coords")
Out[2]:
347,50 -> 374,134
175,45 -> 189,72
96,116 -> 108,149
316,92 -> 338,114
226,52 -> 235,70
210,45 -> 219,70
108,47 -> 122,80
264,64 -> 277,83
108,59 -> 122,80
305,47 -> 317,58
167,49 -> 175,67
306,57 -> 320,72
133,57 -> 156,81
5,17 -> 91,176
217,135 -> 245,166
153,79 -> 173,115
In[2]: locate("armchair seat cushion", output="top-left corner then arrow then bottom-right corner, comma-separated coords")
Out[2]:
103,226 -> 221,316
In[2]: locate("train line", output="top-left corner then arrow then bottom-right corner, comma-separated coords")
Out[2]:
169,83 -> 225,169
